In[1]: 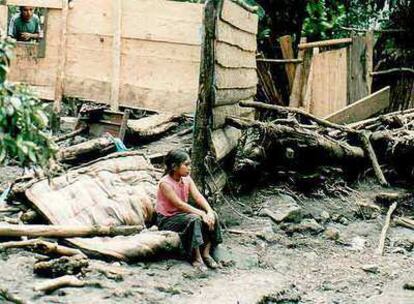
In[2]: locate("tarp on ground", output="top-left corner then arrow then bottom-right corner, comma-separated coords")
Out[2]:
25,151 -> 180,261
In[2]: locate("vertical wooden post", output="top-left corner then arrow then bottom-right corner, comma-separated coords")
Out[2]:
0,4 -> 7,37
365,31 -> 374,94
348,33 -> 371,104
191,0 -> 217,192
110,0 -> 122,111
289,37 -> 307,107
52,0 -> 68,132
279,35 -> 296,94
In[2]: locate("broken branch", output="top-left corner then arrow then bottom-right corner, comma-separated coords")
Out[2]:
377,202 -> 397,255
0,224 -> 144,238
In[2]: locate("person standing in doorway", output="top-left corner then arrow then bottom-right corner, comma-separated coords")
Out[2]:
8,6 -> 41,41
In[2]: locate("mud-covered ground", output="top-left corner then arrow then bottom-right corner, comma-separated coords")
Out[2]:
0,127 -> 413,303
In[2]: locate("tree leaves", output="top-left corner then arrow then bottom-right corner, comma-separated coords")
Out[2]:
0,38 -> 57,169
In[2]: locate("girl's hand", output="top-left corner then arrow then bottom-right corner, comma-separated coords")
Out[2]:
201,212 -> 215,231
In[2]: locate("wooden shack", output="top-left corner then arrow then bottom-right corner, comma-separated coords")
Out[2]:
0,0 -> 204,113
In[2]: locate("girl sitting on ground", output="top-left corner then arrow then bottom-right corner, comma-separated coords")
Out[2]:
156,149 -> 222,271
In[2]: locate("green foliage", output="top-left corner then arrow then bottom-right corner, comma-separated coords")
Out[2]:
302,0 -> 346,40
0,38 -> 57,168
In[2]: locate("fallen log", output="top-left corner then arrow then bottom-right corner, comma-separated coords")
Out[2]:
359,131 -> 388,186
0,288 -> 29,304
58,137 -> 115,162
227,116 -> 365,166
34,255 -> 89,278
0,239 -> 85,257
0,224 -> 144,238
33,275 -> 97,294
377,202 -> 397,255
54,126 -> 87,143
239,100 -> 357,134
127,113 -> 180,138
394,217 -> 414,230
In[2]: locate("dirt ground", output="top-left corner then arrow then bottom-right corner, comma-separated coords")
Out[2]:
0,129 -> 413,304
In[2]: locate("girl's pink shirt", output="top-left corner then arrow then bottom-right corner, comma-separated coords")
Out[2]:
156,174 -> 191,216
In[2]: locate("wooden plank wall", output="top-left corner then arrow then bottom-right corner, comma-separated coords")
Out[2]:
309,47 -> 348,117
3,0 -> 203,113
210,0 -> 258,162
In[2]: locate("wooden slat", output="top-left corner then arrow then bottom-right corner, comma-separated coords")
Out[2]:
212,102 -> 254,129
325,86 -> 390,124
215,41 -> 256,68
6,0 -> 63,8
110,0 -> 122,111
220,0 -> 258,34
310,47 -> 348,117
365,31 -> 374,94
348,35 -> 369,104
216,19 -> 256,52
64,78 -> 111,105
298,38 -> 352,50
215,87 -> 257,106
279,35 -> 296,93
289,37 -> 307,107
66,0 -> 113,36
121,38 -> 201,62
210,126 -> 242,161
53,0 -> 68,112
0,5 -> 7,35
119,84 -> 197,113
122,0 -> 203,45
215,65 -> 257,89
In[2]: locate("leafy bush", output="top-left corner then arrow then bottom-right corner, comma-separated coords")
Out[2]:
0,38 -> 57,168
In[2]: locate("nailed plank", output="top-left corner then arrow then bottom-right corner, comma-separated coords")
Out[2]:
365,31 -> 374,94
53,0 -> 68,112
299,38 -> 352,50
64,78 -> 111,105
325,86 -> 390,124
66,0 -> 113,36
220,0 -> 258,34
289,37 -> 307,107
6,0 -> 63,8
310,47 -> 348,117
348,35 -> 369,104
216,19 -> 256,52
215,41 -> 256,68
215,87 -> 256,106
122,0 -> 203,45
215,65 -> 257,89
210,126 -> 242,161
110,0 -> 122,111
212,101 -> 255,129
279,35 -> 296,93
119,84 -> 197,113
0,5 -> 7,35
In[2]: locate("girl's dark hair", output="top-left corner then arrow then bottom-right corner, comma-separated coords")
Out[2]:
164,149 -> 190,176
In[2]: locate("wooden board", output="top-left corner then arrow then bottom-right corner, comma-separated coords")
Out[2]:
279,35 -> 295,93
220,0 -> 258,34
216,19 -> 256,52
310,48 -> 348,117
210,126 -> 242,161
215,87 -> 257,106
348,35 -> 369,104
6,0 -> 63,8
0,5 -> 7,34
212,102 -> 254,129
63,78 -> 111,105
122,38 -> 201,62
289,37 -> 306,107
66,0 -> 113,36
122,0 -> 203,45
119,84 -> 197,113
325,86 -> 390,124
54,0 -> 68,111
215,41 -> 256,69
215,65 -> 257,89
110,0 -> 122,110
